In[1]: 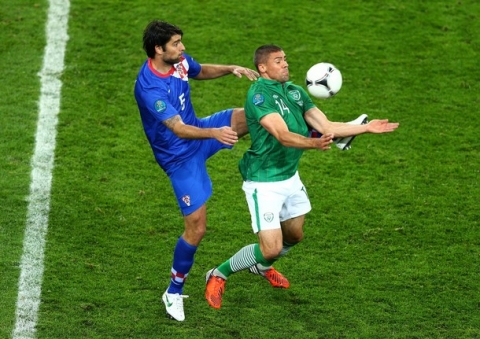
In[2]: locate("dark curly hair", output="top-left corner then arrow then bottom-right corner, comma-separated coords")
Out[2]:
143,20 -> 183,58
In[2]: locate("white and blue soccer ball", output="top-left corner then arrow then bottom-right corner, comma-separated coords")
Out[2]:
305,62 -> 342,99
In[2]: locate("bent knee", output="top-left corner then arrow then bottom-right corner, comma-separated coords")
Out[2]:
183,209 -> 207,245
260,245 -> 283,261
183,225 -> 206,246
286,233 -> 304,244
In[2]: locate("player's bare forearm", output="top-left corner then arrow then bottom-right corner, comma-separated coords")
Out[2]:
304,108 -> 399,137
195,64 -> 258,80
262,112 -> 332,150
326,122 -> 369,138
163,115 -> 238,145
163,115 -> 212,139
194,64 -> 233,79
327,120 -> 399,136
277,131 -> 333,150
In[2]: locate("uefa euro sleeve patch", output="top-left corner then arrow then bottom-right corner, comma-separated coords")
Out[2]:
252,93 -> 265,106
154,100 -> 167,113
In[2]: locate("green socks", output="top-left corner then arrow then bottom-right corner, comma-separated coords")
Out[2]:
215,241 -> 296,279
216,243 -> 271,278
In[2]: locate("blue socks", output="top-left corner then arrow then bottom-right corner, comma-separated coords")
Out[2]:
167,236 -> 197,294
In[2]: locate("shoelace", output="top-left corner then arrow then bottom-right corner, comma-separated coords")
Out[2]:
171,294 -> 189,311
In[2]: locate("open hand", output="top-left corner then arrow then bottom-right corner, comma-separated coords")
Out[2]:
232,67 -> 259,81
316,133 -> 334,151
214,126 -> 239,146
366,119 -> 399,133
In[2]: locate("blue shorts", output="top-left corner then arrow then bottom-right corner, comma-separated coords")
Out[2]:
169,109 -> 233,216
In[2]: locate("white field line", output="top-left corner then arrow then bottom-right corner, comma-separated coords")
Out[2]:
12,1 -> 70,338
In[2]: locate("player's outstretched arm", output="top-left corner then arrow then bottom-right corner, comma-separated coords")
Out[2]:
195,64 -> 259,81
163,115 -> 239,146
304,107 -> 399,137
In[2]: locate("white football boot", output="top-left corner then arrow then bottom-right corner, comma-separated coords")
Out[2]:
334,113 -> 368,150
162,289 -> 188,321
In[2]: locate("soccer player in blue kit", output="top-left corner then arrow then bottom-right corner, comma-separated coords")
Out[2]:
134,20 -> 258,321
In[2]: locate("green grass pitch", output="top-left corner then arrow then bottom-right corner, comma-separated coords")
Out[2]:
1,0 -> 479,338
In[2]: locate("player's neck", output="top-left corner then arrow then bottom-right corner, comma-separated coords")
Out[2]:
150,58 -> 173,74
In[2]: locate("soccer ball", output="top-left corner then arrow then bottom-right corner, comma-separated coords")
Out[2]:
305,62 -> 342,99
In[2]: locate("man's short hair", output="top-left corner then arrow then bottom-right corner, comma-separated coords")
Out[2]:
253,45 -> 283,70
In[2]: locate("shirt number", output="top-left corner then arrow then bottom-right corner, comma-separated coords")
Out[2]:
179,93 -> 186,111
275,98 -> 290,116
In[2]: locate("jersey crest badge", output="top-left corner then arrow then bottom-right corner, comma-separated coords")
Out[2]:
182,195 -> 191,206
289,90 -> 301,101
154,100 -> 167,113
252,93 -> 265,106
263,212 -> 274,223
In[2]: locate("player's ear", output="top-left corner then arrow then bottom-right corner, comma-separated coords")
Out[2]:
154,45 -> 164,56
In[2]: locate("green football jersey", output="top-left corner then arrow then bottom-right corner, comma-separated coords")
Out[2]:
239,77 -> 316,182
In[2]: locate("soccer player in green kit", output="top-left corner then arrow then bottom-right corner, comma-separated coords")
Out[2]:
205,45 -> 399,309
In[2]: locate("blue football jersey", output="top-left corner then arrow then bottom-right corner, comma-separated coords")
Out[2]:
134,53 -> 202,173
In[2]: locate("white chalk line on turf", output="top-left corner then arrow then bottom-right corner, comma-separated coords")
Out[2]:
12,1 -> 70,338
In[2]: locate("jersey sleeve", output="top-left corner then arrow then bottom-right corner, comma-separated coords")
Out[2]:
245,89 -> 278,122
141,86 -> 179,122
